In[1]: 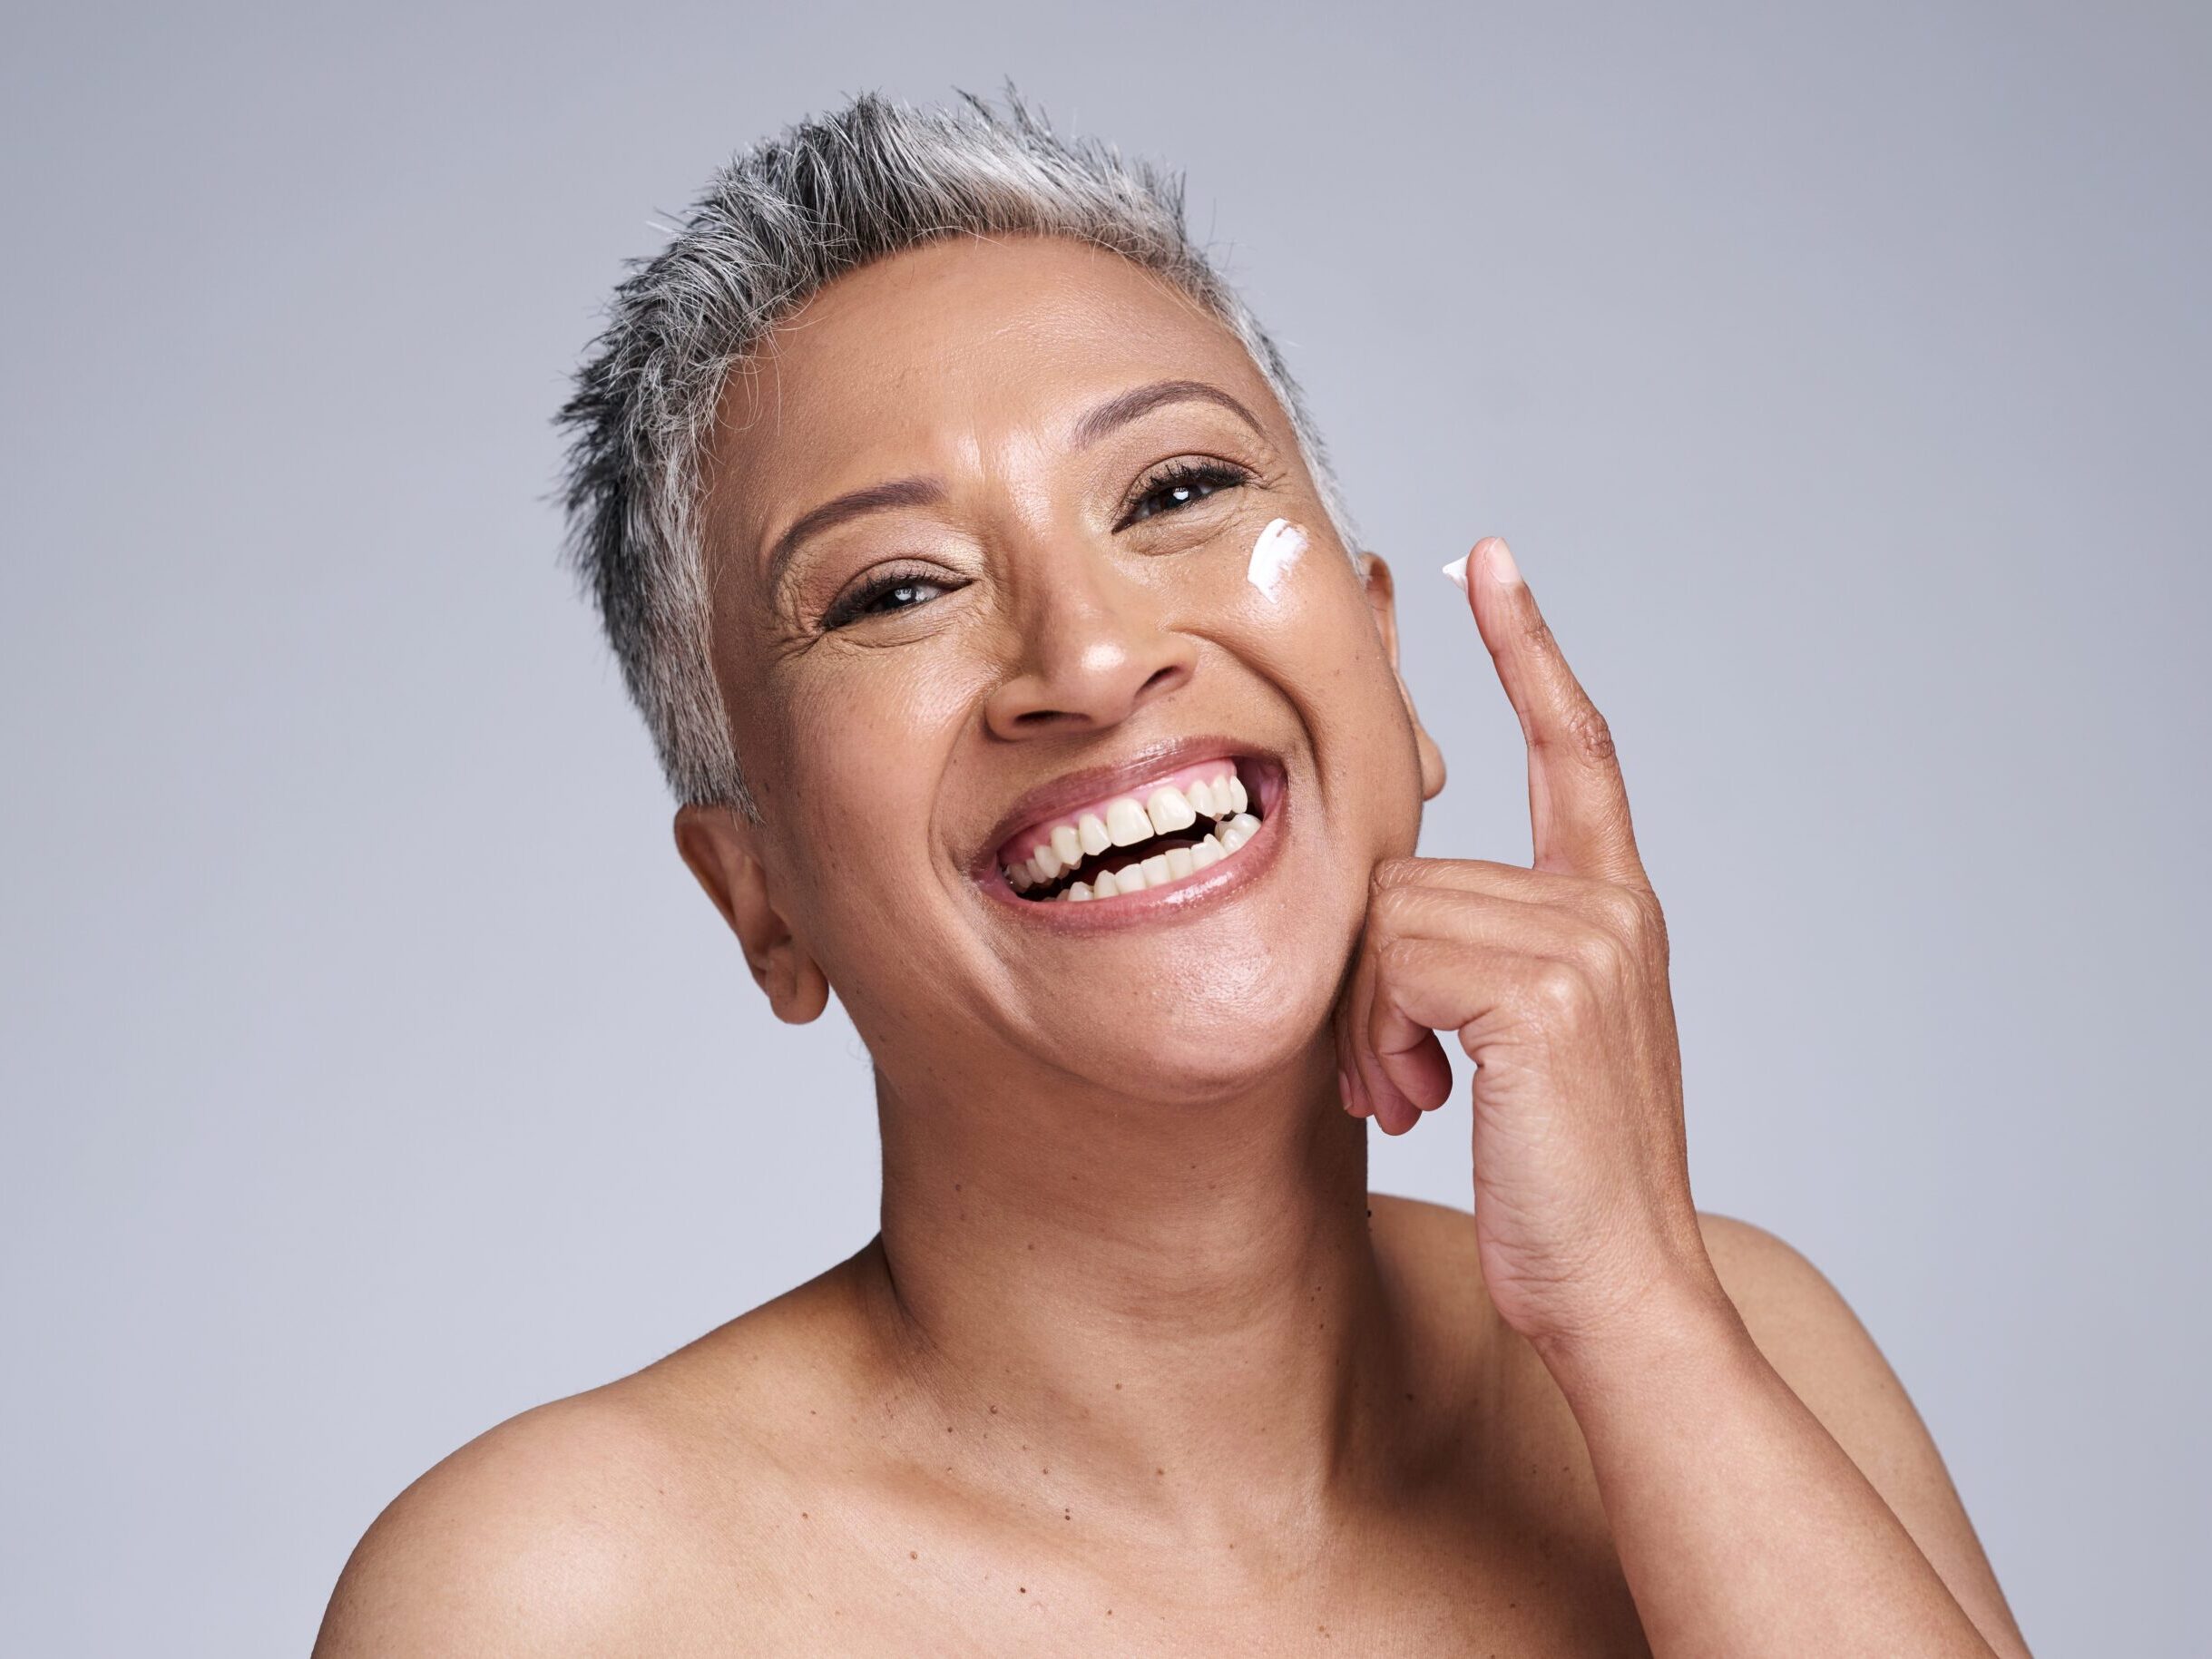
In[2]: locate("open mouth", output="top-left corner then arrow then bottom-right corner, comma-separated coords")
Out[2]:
994,756 -> 1268,903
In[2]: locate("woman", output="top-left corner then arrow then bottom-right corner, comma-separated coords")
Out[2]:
316,90 -> 2031,1655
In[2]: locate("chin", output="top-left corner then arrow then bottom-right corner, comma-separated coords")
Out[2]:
1036,948 -> 1346,1105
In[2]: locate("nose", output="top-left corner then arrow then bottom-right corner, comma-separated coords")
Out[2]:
981,551 -> 1197,740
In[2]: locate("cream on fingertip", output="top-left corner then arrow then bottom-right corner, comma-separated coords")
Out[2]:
1442,553 -> 1471,592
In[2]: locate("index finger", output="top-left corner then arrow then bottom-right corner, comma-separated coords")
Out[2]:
1446,537 -> 1649,890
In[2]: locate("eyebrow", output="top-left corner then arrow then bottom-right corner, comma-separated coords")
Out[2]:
762,475 -> 945,590
760,379 -> 1267,588
1069,377 -> 1269,451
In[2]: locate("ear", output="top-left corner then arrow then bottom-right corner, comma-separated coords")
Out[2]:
672,804 -> 831,1025
1356,552 -> 1447,802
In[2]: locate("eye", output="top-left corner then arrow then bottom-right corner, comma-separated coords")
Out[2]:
1117,459 -> 1252,530
822,570 -> 955,630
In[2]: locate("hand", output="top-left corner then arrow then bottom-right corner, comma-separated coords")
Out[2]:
1333,537 -> 1718,1358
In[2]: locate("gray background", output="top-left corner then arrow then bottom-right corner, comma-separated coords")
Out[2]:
4,2 -> 2205,1652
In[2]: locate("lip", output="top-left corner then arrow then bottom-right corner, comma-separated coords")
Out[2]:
971,737 -> 1289,930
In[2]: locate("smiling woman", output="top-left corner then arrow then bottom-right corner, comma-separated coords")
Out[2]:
313,88 -> 2033,1656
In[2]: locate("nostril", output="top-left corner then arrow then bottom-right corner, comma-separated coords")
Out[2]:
992,652 -> 1190,736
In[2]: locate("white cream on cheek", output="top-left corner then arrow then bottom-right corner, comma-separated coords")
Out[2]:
1245,517 -> 1307,601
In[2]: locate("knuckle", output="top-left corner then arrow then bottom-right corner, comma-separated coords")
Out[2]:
1569,922 -> 1630,984
1527,959 -> 1593,1023
1375,934 -> 1426,977
1589,883 -> 1646,942
1370,883 -> 1424,930
1565,700 -> 1617,766
1370,857 -> 1424,893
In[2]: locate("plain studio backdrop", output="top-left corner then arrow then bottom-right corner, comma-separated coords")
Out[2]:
4,3 -> 2205,1653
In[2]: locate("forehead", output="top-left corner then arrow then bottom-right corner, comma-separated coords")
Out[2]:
702,236 -> 1275,551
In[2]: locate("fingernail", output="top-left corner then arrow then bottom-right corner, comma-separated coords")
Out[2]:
1441,553 -> 1470,591
1485,537 -> 1521,586
1341,1068 -> 1373,1118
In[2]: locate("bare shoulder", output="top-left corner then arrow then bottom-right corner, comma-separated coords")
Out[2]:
1693,1211 -> 2031,1657
1362,1190 -> 1512,1354
1365,1190 -> 1483,1279
311,1384 -> 704,1656
1693,1209 -> 1948,1454
1366,1196 -> 2027,1656
313,1247 -> 882,1657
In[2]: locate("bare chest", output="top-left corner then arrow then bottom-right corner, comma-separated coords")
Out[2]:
636,1488 -> 1651,1657
818,1549 -> 1643,1655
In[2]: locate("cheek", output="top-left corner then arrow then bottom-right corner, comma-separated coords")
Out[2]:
1203,531 -> 1394,709
1202,539 -> 1426,853
762,646 -> 982,811
744,657 -> 978,956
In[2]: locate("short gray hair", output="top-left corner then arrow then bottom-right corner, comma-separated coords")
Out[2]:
553,84 -> 1356,818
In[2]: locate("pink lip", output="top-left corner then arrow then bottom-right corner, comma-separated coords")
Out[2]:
973,751 -> 1289,929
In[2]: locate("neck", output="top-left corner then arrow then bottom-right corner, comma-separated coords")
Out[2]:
864,1039 -> 1414,1539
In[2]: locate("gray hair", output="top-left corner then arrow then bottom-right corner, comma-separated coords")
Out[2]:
553,84 -> 1357,818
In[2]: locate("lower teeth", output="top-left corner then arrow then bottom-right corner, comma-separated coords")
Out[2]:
1048,812 -> 1261,902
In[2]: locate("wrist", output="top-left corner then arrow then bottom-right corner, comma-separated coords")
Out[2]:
1529,1262 -> 1757,1408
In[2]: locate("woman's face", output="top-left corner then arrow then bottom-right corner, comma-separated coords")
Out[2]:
685,234 -> 1443,1103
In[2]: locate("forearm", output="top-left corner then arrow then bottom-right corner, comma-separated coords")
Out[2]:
1538,1279 -> 2002,1658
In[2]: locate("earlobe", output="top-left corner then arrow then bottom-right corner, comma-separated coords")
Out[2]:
672,805 -> 831,1025
1356,552 -> 1448,802
1414,721 -> 1447,802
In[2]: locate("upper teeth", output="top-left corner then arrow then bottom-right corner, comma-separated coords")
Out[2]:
1105,797 -> 1151,846
1145,786 -> 1197,834
1002,766 -> 1258,901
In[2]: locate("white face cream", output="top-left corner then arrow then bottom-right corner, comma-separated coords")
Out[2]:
1246,517 -> 1307,602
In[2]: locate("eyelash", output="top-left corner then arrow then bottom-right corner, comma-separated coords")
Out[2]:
819,459 -> 1255,629
1116,458 -> 1253,530
820,567 -> 950,630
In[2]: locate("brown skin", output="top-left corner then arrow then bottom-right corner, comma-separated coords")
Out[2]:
314,237 -> 2031,1655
